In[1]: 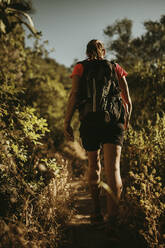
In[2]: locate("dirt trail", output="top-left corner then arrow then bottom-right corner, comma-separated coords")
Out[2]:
61,178 -> 123,248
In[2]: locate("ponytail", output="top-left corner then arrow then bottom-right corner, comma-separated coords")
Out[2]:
86,39 -> 105,59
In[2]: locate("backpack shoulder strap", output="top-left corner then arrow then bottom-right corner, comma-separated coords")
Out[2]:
76,59 -> 92,76
109,60 -> 120,87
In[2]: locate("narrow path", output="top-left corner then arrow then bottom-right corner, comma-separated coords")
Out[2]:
61,178 -> 122,248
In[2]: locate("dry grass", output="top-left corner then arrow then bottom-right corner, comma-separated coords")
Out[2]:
0,150 -> 73,248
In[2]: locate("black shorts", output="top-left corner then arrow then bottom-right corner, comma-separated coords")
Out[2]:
79,119 -> 125,151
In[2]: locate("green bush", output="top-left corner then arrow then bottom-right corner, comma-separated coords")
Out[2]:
120,116 -> 165,247
104,17 -> 165,246
0,2 -> 72,247
23,39 -> 71,146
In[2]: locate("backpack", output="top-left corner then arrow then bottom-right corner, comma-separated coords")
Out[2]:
77,59 -> 125,123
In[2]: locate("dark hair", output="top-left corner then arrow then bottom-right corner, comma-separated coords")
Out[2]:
86,39 -> 105,59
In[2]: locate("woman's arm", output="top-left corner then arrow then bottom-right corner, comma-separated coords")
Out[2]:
119,76 -> 132,128
64,75 -> 80,141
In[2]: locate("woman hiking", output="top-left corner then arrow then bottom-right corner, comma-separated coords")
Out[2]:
64,39 -> 132,224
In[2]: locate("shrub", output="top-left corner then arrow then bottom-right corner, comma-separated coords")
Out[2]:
0,3 -> 72,247
119,115 -> 165,247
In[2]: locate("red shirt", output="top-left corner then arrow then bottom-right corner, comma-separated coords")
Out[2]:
71,62 -> 128,78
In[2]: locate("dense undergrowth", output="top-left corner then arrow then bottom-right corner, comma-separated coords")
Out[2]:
119,118 -> 165,247
104,15 -> 165,248
0,1 -> 164,247
0,1 -> 72,247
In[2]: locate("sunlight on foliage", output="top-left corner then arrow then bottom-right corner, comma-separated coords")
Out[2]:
104,15 -> 165,247
0,2 -> 72,247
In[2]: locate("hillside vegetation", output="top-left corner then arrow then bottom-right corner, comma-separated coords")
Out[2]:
0,0 -> 164,247
0,1 -> 72,247
104,16 -> 165,247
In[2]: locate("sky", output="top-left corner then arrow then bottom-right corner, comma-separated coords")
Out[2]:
26,0 -> 165,67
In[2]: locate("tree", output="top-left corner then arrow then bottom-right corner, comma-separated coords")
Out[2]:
104,18 -> 134,69
104,16 -> 165,127
0,0 -> 39,36
104,16 -> 165,70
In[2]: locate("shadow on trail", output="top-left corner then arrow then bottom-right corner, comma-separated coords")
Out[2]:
60,179 -> 148,248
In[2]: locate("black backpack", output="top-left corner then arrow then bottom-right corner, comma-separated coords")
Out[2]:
77,59 -> 125,123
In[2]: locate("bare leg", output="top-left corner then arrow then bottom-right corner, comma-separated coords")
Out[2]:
103,143 -> 122,218
87,150 -> 101,214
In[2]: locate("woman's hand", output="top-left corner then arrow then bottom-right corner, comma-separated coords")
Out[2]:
64,122 -> 74,141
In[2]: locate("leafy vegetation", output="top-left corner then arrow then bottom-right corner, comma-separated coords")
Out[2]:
0,0 -> 164,247
0,1 -> 72,247
104,15 -> 165,247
